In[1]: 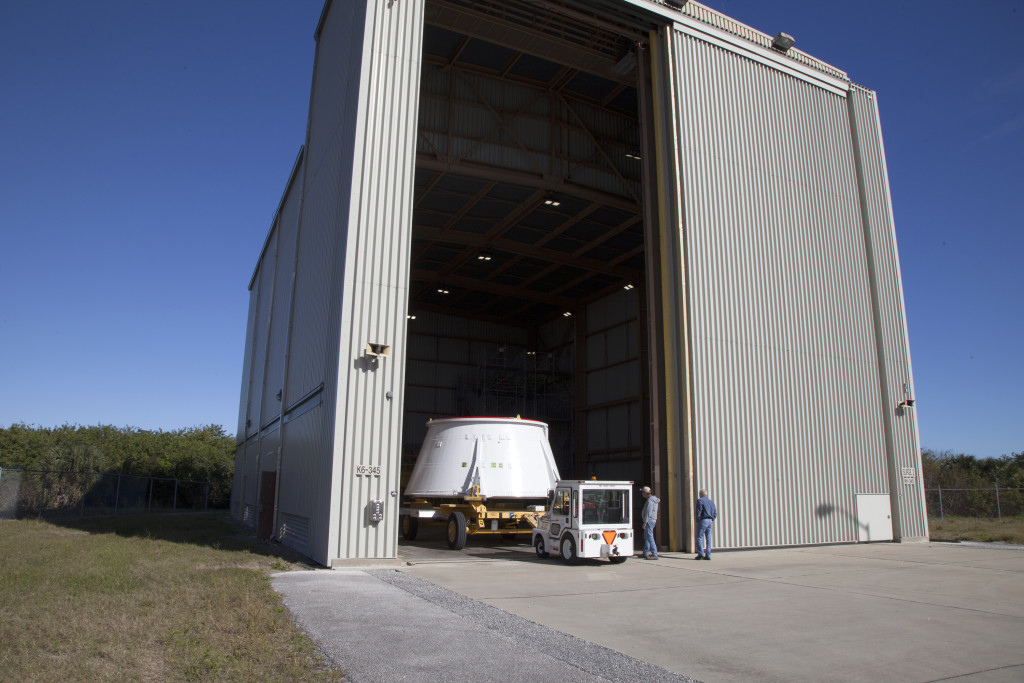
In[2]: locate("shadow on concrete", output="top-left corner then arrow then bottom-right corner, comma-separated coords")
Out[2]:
46,511 -> 322,569
398,527 -> 635,567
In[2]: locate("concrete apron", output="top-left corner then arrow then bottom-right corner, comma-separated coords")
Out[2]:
398,541 -> 1024,683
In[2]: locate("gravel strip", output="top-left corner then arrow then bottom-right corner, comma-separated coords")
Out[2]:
367,569 -> 698,683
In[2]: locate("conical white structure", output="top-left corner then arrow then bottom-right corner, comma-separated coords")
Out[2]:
404,417 -> 561,499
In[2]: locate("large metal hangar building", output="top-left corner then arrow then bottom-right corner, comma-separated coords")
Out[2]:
232,0 -> 928,567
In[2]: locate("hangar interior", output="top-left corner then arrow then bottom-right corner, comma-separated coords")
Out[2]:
402,0 -> 666,485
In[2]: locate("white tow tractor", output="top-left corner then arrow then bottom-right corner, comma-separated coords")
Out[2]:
532,480 -> 634,564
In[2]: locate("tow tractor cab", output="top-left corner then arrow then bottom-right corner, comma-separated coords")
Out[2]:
533,480 -> 634,564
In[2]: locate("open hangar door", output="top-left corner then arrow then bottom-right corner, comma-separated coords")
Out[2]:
401,0 -> 669,490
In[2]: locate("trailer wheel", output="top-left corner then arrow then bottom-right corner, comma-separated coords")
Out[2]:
446,511 -> 468,550
534,536 -> 549,559
401,515 -> 418,541
609,556 -> 627,564
559,534 -> 578,565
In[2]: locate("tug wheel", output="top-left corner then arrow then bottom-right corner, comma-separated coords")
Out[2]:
559,534 -> 578,565
446,511 -> 468,550
534,536 -> 549,559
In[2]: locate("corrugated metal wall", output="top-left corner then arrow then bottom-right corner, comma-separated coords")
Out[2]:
678,1 -> 847,81
275,0 -> 374,566
326,0 -> 424,563
230,270 -> 258,519
663,22 -> 923,549
417,61 -> 640,200
585,288 -> 644,481
847,86 -> 928,540
404,313 -> 530,451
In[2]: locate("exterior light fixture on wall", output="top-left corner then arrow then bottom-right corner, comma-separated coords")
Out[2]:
771,32 -> 795,52
365,343 -> 391,357
896,399 -> 915,409
544,195 -> 561,207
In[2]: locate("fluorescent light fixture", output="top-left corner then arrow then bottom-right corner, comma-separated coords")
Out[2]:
436,287 -> 449,294
772,32 -> 795,52
407,314 -> 416,320
544,195 -> 561,207
610,52 -> 636,76
477,250 -> 492,261
624,150 -> 642,160
623,283 -> 635,290
563,311 -> 572,317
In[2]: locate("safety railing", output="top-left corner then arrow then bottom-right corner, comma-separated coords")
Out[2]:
924,487 -> 1024,521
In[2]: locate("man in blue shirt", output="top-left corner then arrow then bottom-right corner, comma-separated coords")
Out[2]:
640,486 -> 660,560
695,489 -> 717,560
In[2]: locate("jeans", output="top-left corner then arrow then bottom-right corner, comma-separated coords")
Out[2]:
643,523 -> 658,557
697,518 -> 713,557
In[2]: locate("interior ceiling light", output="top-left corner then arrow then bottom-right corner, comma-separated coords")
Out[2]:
543,195 -> 561,207
407,314 -> 417,320
436,286 -> 450,295
477,250 -> 492,261
625,149 -> 642,160
623,283 -> 635,290
610,51 -> 637,77
771,32 -> 795,52
563,311 -> 573,317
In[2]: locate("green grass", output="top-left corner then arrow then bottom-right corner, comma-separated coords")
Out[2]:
0,513 -> 343,682
929,516 -> 1024,544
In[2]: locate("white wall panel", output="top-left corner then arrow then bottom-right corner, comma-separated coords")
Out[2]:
328,0 -> 424,563
240,0 -> 372,565
848,86 -> 928,541
668,27 -> 893,549
260,175 -> 301,419
236,290 -> 257,443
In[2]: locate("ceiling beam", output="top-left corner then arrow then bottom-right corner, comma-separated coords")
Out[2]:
414,225 -> 640,280
425,0 -> 635,85
416,154 -> 640,213
411,269 -> 577,309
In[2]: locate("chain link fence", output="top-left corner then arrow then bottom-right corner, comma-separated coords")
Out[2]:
925,487 -> 1024,520
0,467 -> 228,520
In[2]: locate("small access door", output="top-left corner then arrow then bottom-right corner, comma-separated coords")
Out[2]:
855,494 -> 893,542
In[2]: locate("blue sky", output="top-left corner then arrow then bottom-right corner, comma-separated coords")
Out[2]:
1,1 -> 1020,458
